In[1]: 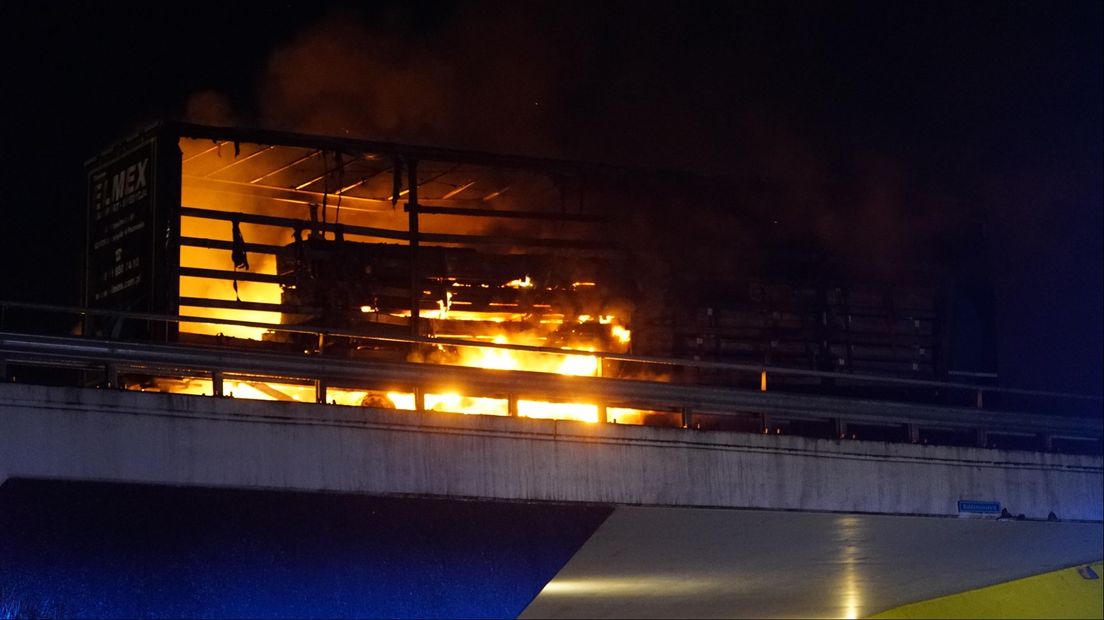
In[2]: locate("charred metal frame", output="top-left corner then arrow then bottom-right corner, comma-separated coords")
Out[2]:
85,122 -> 625,353
81,121 -> 997,400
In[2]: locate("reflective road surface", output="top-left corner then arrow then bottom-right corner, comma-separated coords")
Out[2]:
522,505 -> 1103,618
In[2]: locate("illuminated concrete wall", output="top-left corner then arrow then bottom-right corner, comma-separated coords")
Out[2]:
0,383 -> 1100,520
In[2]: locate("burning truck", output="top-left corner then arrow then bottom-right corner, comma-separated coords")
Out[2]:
83,122 -> 992,421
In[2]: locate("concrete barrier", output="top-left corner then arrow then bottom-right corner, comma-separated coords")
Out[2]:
1,383 -> 1100,520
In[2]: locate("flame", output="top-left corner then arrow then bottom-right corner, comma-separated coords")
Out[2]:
430,291 -> 454,319
384,392 -> 602,423
406,332 -> 609,421
178,216 -> 284,340
449,334 -> 599,376
518,400 -> 600,422
167,138 -> 641,425
386,391 -> 509,416
394,309 -> 533,323
148,376 -> 658,428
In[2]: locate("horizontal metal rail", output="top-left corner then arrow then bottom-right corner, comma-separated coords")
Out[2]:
407,204 -> 610,223
1,331 -> 1099,441
178,267 -> 291,285
3,299 -> 1099,407
180,205 -> 613,251
168,121 -> 691,180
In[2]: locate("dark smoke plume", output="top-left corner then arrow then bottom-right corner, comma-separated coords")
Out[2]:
184,3 -> 989,286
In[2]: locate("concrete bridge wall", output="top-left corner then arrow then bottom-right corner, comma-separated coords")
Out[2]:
0,383 -> 1099,520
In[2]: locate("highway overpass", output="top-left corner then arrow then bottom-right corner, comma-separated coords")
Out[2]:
0,330 -> 1101,617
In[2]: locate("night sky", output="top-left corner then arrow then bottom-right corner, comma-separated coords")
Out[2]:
0,1 -> 1100,396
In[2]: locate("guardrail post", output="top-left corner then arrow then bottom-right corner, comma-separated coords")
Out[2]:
105,363 -> 118,389
835,418 -> 848,439
507,393 -> 518,417
414,386 -> 425,413
315,379 -> 327,404
907,424 -> 921,443
976,428 -> 989,449
597,402 -> 607,424
681,407 -> 692,429
212,371 -> 224,397
976,389 -> 984,409
0,356 -> 6,382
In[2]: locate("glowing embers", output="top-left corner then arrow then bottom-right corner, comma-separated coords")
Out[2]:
413,308 -> 631,376
393,309 -> 535,324
145,372 -> 659,425
383,390 -> 633,424
389,332 -> 641,423
575,314 -> 631,345
505,275 -> 534,289
150,377 -> 614,425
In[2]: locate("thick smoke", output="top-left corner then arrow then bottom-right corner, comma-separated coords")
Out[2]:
184,90 -> 238,127
253,5 -> 567,156
183,3 -> 988,291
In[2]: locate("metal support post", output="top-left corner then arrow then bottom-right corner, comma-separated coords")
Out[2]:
597,402 -> 608,424
407,158 -> 420,345
105,363 -> 118,389
835,418 -> 848,439
1041,434 -> 1054,452
212,370 -> 224,397
907,424 -> 921,443
315,379 -> 327,404
413,386 -> 425,413
681,407 -> 692,429
507,393 -> 518,417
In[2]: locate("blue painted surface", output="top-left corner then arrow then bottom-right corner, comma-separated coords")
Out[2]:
0,480 -> 611,618
957,500 -> 1001,514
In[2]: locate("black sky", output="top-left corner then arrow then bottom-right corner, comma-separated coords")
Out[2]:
0,0 -> 1100,396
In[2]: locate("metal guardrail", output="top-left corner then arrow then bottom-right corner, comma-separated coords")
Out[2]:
1,299 -> 1100,408
1,330 -> 1100,445
0,300 -> 1101,447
